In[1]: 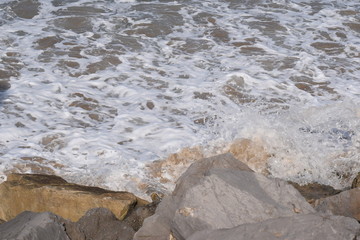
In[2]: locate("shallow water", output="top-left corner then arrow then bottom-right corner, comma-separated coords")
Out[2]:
0,0 -> 359,198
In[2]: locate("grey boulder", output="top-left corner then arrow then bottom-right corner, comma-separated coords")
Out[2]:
188,213 -> 360,240
315,188 -> 360,221
0,211 -> 69,240
134,153 -> 315,240
66,207 -> 135,240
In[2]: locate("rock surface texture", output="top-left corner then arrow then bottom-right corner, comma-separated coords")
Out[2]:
1,154 -> 360,240
315,188 -> 360,221
0,208 -> 138,240
188,214 -> 360,240
0,173 -> 146,221
0,211 -> 69,240
65,208 -> 135,240
352,172 -> 360,188
288,182 -> 341,201
134,153 -> 318,240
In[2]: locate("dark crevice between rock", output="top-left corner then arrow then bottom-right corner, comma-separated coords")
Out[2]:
288,181 -> 342,205
123,195 -> 160,232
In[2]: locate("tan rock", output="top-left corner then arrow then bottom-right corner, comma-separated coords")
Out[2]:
229,138 -> 271,174
0,173 -> 147,222
146,146 -> 204,185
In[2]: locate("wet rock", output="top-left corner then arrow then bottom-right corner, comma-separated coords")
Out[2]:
134,153 -> 314,240
240,46 -> 267,56
0,173 -> 146,222
229,138 -> 271,174
351,172 -> 360,189
311,42 -> 344,54
146,146 -> 204,187
208,27 -> 230,43
15,121 -> 25,128
85,56 -> 122,74
66,208 -> 135,240
344,23 -> 360,33
11,0 -> 40,19
53,6 -> 105,16
314,188 -> 360,221
41,133 -> 67,152
188,214 -> 360,240
0,80 -> 11,91
0,211 -> 69,240
35,36 -> 63,50
288,182 -> 341,205
146,101 -> 155,110
54,17 -> 93,34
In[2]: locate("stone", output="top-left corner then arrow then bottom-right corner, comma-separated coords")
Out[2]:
11,0 -> 40,19
146,146 -> 204,188
311,42 -> 344,54
133,200 -> 174,240
0,211 -> 69,240
288,182 -> 341,205
123,201 -> 159,231
314,188 -> 360,221
53,17 -> 93,34
351,172 -> 360,189
228,138 -> 271,174
0,80 -> 11,91
188,214 -> 360,240
146,101 -> 155,110
66,208 -> 135,240
134,153 -> 315,240
0,173 -> 147,222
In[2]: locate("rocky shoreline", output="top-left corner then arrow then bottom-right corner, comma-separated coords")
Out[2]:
0,153 -> 359,239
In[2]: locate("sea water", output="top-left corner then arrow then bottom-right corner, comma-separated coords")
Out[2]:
0,0 -> 359,198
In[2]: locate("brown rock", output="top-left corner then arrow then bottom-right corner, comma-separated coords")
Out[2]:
35,36 -> 63,50
146,101 -> 155,110
351,172 -> 360,189
310,42 -> 344,54
146,146 -> 204,186
344,23 -> 360,33
314,188 -> 360,221
0,173 -> 147,222
229,138 -> 271,174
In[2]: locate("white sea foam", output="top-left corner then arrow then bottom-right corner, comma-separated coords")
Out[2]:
0,0 -> 359,198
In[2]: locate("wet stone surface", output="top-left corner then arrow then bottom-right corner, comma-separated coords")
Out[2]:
0,81 -> 11,91
11,0 -> 40,19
